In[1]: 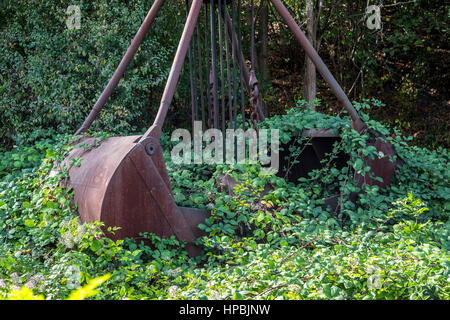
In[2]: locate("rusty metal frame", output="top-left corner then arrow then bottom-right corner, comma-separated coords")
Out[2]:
269,0 -> 366,133
142,0 -> 204,140
270,0 -> 398,190
68,0 -> 206,258
75,0 -> 167,135
222,6 -> 265,121
66,0 -> 398,259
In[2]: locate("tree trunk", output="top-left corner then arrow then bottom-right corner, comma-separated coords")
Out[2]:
303,0 -> 317,104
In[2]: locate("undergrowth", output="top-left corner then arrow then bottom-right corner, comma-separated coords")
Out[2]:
0,100 -> 448,300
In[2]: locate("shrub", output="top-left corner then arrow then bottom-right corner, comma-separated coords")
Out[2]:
0,0 -> 186,147
0,101 -> 448,299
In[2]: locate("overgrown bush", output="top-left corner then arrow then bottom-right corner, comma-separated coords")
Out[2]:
0,102 -> 448,299
0,0 -> 188,148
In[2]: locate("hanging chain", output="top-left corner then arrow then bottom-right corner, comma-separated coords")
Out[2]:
208,69 -> 215,129
249,0 -> 259,131
249,71 -> 259,131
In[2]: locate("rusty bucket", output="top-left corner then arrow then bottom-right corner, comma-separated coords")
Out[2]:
270,0 -> 398,191
62,0 -> 399,257
64,0 -> 207,257
63,133 -> 208,257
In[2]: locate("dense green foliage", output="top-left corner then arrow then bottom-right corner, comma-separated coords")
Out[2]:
1,1 -> 448,149
0,0 -> 186,147
0,104 -> 448,300
261,0 -> 449,147
0,0 -> 448,301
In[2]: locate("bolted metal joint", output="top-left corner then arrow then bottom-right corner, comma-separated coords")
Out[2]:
145,143 -> 156,156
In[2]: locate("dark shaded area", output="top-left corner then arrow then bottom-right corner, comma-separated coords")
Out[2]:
278,135 -> 348,183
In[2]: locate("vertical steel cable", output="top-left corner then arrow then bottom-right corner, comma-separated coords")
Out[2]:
186,0 -> 196,131
249,0 -> 260,130
223,1 -> 233,129
210,1 -> 220,129
237,0 -> 246,128
196,23 -> 206,129
250,0 -> 256,69
192,12 -> 199,123
204,3 -> 212,129
218,0 -> 226,132
231,0 -> 238,130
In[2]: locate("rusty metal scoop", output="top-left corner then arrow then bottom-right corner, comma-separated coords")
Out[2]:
63,0 -> 398,258
63,133 -> 208,257
64,0 -> 206,257
270,0 -> 398,189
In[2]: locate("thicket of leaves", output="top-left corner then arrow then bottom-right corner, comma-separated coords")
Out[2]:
262,0 -> 449,148
0,102 -> 448,300
0,0 -> 190,148
1,0 -> 448,150
0,0 -> 448,302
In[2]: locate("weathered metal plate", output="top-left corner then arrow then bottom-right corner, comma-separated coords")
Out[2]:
354,134 -> 398,189
277,129 -> 397,212
279,129 -> 397,189
179,207 -> 210,239
62,136 -> 208,256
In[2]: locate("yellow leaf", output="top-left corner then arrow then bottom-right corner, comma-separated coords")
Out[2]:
5,287 -> 44,300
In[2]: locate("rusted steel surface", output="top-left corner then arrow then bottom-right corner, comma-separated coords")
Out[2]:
179,207 -> 209,239
249,70 -> 259,130
302,128 -> 339,138
63,136 -> 141,224
218,0 -> 226,132
270,0 -> 398,189
278,133 -> 348,184
64,136 -> 207,257
64,0 -> 400,263
279,127 -> 396,207
209,0 -> 220,129
65,0 -> 207,257
208,70 -> 216,128
222,6 -> 265,121
354,134 -> 398,189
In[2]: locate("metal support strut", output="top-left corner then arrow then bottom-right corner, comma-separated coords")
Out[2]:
269,0 -> 367,133
75,0 -> 167,135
